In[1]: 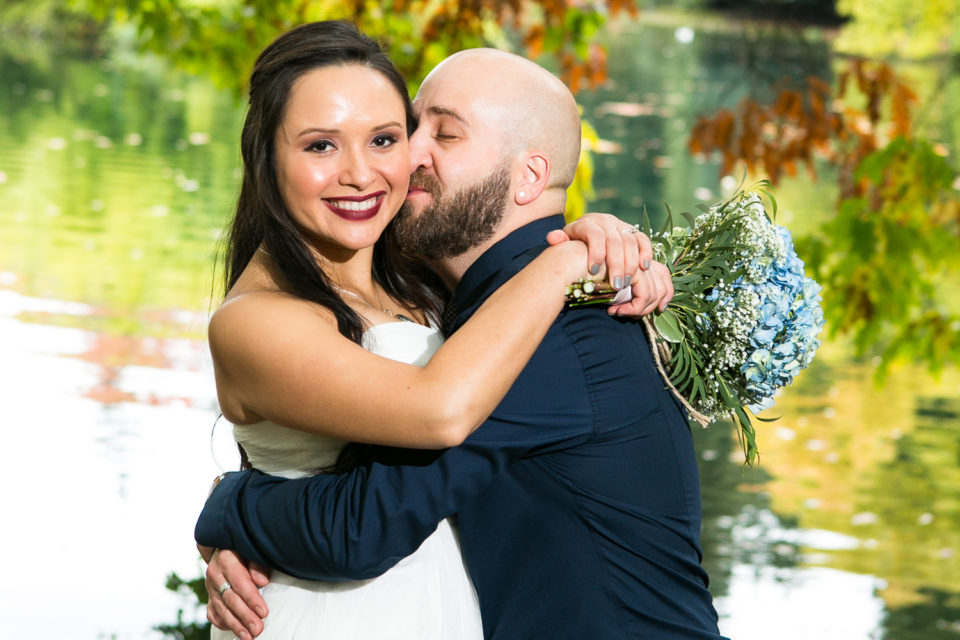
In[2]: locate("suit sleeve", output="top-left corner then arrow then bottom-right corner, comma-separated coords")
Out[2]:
194,320 -> 594,581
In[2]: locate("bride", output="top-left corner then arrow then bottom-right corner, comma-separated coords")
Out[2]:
202,20 -> 671,640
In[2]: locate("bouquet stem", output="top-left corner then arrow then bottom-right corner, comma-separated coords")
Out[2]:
641,316 -> 711,427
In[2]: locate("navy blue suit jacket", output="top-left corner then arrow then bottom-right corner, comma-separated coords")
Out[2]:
196,216 -> 725,639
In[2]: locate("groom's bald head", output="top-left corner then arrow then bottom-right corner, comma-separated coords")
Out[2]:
419,48 -> 582,190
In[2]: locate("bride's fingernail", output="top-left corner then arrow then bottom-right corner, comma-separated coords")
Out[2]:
613,276 -> 623,289
256,606 -> 267,617
643,259 -> 651,269
590,263 -> 601,275
624,275 -> 632,287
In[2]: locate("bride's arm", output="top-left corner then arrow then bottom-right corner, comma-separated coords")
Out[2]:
209,240 -> 593,449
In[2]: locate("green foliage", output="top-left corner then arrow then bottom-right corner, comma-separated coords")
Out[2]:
155,572 -> 210,639
797,138 -> 960,378
565,116 -> 598,222
75,0 -> 628,93
0,0 -> 108,59
836,0 -> 960,59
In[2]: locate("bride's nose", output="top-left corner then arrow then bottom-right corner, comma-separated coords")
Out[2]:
339,149 -> 376,189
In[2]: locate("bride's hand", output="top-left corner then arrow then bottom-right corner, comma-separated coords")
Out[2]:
546,212 -> 653,288
608,260 -> 674,317
546,213 -> 673,316
205,549 -> 271,639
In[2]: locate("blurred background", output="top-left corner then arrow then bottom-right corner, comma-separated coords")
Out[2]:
0,1 -> 957,638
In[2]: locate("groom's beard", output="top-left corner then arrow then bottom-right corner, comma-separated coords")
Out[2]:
394,162 -> 510,260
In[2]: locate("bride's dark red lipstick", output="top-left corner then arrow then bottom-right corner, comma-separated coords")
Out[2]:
323,191 -> 385,221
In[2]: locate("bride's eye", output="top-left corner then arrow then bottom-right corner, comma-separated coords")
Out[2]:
371,134 -> 398,149
306,140 -> 335,153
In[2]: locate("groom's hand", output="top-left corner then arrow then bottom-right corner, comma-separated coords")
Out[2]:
204,548 -> 271,639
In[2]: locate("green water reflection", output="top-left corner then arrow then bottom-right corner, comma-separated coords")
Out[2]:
0,18 -> 958,640
0,47 -> 243,337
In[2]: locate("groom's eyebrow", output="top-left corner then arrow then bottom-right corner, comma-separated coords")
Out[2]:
427,106 -> 468,125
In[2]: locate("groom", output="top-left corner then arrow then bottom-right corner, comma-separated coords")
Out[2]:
197,49 -> 725,639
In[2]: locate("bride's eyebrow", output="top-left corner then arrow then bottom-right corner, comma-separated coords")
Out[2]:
293,121 -> 404,138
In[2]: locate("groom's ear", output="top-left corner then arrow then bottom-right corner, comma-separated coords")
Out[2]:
514,152 -> 550,206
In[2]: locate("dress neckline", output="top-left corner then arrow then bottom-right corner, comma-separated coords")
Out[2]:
363,319 -> 439,336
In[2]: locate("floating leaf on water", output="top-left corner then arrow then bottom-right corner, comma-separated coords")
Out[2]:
595,101 -> 656,117
188,132 -> 211,145
694,187 -> 713,201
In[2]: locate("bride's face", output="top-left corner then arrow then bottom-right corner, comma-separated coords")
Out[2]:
274,64 -> 411,255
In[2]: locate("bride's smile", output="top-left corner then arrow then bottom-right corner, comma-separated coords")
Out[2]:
323,191 -> 386,219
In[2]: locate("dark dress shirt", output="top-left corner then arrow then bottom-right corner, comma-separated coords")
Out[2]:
196,215 -> 725,639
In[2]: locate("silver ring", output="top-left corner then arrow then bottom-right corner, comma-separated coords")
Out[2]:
620,225 -> 640,234
218,581 -> 232,596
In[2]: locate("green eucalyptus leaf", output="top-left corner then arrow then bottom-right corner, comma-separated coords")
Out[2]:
653,309 -> 685,343
663,202 -> 675,235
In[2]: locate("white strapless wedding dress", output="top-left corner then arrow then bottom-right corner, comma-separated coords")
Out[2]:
212,321 -> 483,640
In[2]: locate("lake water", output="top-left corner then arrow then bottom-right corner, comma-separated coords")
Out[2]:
0,15 -> 957,640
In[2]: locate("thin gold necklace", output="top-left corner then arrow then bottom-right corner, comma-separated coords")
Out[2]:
333,286 -> 415,323
259,246 -> 413,322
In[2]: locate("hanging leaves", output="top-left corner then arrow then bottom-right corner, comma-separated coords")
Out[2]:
688,58 -> 921,198
689,57 -> 959,377
79,0 -> 637,94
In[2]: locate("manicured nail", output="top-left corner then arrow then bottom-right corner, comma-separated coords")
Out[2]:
613,276 -> 623,289
249,623 -> 259,635
590,263 -> 601,275
643,259 -> 651,270
256,606 -> 267,617
624,275 -> 632,287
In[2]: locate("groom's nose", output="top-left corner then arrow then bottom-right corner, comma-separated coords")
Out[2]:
408,127 -> 434,175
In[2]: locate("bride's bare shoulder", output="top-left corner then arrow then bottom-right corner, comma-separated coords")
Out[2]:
210,288 -> 338,347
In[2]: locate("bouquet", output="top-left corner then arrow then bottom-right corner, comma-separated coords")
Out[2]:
566,185 -> 824,464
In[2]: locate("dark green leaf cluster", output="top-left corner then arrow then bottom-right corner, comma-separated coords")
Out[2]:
798,138 -> 960,381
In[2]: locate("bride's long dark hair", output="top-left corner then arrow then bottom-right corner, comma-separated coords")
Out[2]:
222,21 -> 447,470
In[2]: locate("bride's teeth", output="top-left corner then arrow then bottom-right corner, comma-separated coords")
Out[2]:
329,195 -> 379,211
